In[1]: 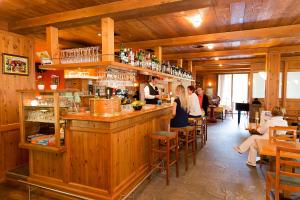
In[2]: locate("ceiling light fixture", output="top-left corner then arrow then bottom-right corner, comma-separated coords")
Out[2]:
97,33 -> 102,36
207,44 -> 214,50
214,57 -> 219,61
186,13 -> 203,28
219,64 -> 223,67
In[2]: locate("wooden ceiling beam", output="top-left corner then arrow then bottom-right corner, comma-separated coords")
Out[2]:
163,48 -> 268,60
197,70 -> 250,75
124,24 -> 300,48
193,58 -> 265,66
9,0 -> 183,32
195,65 -> 250,71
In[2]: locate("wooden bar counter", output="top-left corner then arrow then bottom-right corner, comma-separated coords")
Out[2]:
27,104 -> 173,200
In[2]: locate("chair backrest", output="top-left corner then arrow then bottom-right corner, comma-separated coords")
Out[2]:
269,126 -> 297,143
275,146 -> 300,199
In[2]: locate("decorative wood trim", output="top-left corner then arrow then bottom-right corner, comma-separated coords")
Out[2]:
0,123 -> 20,132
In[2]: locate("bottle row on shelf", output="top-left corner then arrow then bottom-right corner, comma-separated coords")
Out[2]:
119,46 -> 192,79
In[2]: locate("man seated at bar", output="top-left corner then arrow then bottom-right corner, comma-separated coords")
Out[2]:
144,76 -> 160,104
187,85 -> 202,118
171,85 -> 189,128
196,86 -> 209,116
234,106 -> 288,167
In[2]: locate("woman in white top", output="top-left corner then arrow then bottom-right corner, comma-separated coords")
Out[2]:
234,106 -> 288,167
187,85 -> 202,118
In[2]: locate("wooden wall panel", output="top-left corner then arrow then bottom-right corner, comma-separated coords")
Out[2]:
32,151 -> 63,180
69,130 -> 110,190
0,30 -> 35,181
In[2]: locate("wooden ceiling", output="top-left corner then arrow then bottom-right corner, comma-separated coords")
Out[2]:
1,0 -> 300,63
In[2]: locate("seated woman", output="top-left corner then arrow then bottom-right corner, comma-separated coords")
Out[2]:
187,85 -> 202,118
170,85 -> 189,128
234,106 -> 288,167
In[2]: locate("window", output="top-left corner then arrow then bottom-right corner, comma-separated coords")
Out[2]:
218,74 -> 232,108
252,72 -> 266,98
232,74 -> 248,103
286,72 -> 300,99
218,74 -> 248,110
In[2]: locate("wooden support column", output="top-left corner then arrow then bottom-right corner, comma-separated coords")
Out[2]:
177,59 -> 183,68
282,61 -> 288,108
101,17 -> 114,61
153,46 -> 162,64
188,60 -> 193,72
46,26 -> 59,64
265,52 -> 281,110
248,65 -> 254,103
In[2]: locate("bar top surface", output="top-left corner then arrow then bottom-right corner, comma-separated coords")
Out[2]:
63,104 -> 173,122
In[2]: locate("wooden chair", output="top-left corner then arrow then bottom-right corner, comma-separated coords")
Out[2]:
264,126 -> 298,170
266,146 -> 300,200
269,126 -> 297,143
215,106 -> 224,121
170,126 -> 196,171
188,117 -> 206,149
150,131 -> 179,185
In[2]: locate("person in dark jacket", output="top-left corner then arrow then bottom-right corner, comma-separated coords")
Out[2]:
170,85 -> 189,128
196,86 -> 209,116
144,76 -> 160,104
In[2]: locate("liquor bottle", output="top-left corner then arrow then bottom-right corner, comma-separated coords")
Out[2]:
130,49 -> 135,66
119,43 -> 125,63
124,48 -> 128,64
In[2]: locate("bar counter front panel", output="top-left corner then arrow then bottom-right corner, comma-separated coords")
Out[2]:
28,104 -> 173,200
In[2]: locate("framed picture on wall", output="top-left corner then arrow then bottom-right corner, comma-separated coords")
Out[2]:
2,53 -> 29,76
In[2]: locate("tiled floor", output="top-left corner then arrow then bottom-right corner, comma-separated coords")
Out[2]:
0,116 -> 266,200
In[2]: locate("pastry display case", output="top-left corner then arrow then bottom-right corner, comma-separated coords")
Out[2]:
17,90 -> 78,153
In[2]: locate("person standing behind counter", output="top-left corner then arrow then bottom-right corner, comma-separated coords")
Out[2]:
144,76 -> 160,104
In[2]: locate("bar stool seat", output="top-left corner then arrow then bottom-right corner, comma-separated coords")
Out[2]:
170,126 -> 196,171
150,131 -> 179,185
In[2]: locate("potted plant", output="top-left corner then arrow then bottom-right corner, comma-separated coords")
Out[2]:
50,74 -> 59,90
131,100 -> 145,111
37,75 -> 45,90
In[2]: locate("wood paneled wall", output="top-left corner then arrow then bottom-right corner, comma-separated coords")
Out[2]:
198,74 -> 217,96
0,30 -> 35,181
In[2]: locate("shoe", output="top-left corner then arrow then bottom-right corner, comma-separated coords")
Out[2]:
234,146 -> 242,154
246,161 -> 256,167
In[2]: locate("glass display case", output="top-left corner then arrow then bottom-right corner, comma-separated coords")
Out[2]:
18,90 -> 78,152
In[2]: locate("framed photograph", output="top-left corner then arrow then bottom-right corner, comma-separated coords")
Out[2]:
2,53 -> 29,76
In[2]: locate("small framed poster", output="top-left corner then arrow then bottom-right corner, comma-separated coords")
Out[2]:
2,53 -> 29,76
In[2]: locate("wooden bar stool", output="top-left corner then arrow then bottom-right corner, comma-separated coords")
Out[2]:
188,117 -> 206,149
170,126 -> 196,171
202,117 -> 208,144
150,131 -> 179,185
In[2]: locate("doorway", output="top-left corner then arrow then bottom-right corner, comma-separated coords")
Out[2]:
217,74 -> 248,112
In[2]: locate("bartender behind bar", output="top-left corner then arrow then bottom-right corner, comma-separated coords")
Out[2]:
144,76 -> 160,104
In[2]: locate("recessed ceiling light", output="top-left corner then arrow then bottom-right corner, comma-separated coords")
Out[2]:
207,44 -> 214,49
214,57 -> 219,61
186,13 -> 203,28
97,33 -> 102,36
219,64 -> 223,67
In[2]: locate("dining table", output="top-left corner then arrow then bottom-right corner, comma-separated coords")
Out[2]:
256,139 -> 300,159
